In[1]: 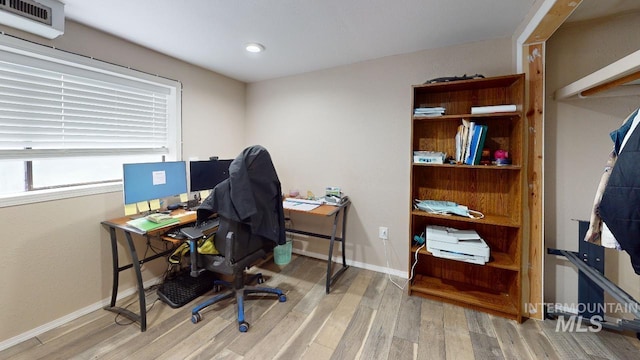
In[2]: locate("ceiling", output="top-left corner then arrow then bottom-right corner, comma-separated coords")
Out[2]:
60,0 -> 640,83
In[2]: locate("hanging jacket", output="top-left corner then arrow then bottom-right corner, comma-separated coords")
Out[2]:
196,145 -> 286,246
584,109 -> 640,249
599,108 -> 640,274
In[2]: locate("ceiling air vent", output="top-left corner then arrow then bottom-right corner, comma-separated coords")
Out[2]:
0,0 -> 64,39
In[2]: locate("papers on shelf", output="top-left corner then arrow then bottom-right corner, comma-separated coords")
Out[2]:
414,107 -> 445,116
283,198 -> 322,211
470,104 -> 516,114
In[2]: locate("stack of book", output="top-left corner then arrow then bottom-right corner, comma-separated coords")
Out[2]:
455,119 -> 487,165
414,107 -> 445,116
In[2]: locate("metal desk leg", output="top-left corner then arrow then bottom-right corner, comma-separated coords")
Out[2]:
107,227 -> 119,308
124,231 -> 147,331
326,206 -> 350,294
103,228 -> 148,332
340,205 -> 348,268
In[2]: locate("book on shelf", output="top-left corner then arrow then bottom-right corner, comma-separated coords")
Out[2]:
458,119 -> 485,164
455,124 -> 463,162
465,124 -> 487,165
472,125 -> 488,165
470,104 -> 516,114
456,119 -> 472,163
463,121 -> 476,164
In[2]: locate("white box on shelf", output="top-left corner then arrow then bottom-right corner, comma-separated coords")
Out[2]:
413,151 -> 445,164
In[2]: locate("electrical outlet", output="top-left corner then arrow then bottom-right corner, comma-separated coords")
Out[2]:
379,226 -> 388,240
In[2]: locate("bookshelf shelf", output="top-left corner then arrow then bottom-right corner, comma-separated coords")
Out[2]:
409,74 -> 526,322
410,210 -> 520,228
412,163 -> 522,170
410,274 -> 519,319
413,112 -> 521,121
412,246 -> 519,271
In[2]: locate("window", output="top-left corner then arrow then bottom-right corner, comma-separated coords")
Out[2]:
0,35 -> 182,207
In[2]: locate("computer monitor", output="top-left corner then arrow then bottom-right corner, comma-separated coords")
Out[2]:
189,159 -> 232,192
122,161 -> 188,205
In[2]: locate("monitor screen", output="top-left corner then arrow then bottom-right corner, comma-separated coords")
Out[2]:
123,161 -> 187,204
189,159 -> 232,192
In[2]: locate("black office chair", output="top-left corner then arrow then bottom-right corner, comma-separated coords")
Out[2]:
181,145 -> 287,332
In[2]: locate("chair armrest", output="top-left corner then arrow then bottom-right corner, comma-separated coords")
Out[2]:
223,231 -> 235,267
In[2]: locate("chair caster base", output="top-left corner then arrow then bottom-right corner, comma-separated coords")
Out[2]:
239,321 -> 249,332
191,313 -> 202,324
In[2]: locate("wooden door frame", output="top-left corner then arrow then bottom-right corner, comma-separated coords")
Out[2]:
516,0 -> 583,320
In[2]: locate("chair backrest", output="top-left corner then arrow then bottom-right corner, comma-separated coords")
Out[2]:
213,216 -> 271,262
197,145 -> 286,247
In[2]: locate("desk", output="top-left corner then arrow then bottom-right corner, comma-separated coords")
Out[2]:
284,200 -> 350,294
100,210 -> 196,331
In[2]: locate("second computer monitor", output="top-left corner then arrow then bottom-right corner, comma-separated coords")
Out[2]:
189,159 -> 232,192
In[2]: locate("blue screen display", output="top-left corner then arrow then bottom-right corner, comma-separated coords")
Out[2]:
123,161 -> 187,204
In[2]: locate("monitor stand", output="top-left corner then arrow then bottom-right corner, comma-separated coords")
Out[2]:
186,199 -> 200,211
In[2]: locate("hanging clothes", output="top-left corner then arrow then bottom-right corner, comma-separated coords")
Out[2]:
196,145 -> 286,246
585,108 -> 639,249
597,107 -> 640,274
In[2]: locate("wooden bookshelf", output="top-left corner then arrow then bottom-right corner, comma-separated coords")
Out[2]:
409,74 -> 526,322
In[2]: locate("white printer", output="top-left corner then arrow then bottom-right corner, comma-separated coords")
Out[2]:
426,225 -> 490,265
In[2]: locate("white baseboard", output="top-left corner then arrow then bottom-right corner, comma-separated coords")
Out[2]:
0,276 -> 163,352
291,248 -> 408,279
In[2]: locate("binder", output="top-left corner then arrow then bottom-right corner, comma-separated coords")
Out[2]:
473,125 -> 488,165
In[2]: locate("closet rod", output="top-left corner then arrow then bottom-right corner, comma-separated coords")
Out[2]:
580,70 -> 640,97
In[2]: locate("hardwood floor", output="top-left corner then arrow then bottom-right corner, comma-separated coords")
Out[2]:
1,255 -> 639,360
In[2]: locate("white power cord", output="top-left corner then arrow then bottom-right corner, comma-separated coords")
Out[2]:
382,237 -> 425,290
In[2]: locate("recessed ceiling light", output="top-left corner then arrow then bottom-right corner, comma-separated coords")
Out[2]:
245,43 -> 265,53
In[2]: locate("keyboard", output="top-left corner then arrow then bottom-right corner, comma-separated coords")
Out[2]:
180,218 -> 220,239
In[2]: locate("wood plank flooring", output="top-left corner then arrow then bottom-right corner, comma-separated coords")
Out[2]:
1,255 -> 638,360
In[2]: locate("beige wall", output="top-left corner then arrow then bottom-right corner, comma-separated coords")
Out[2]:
0,21 -> 246,343
545,12 -> 640,308
246,39 -> 515,274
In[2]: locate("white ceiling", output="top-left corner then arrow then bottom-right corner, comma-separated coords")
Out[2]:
59,0 -> 639,83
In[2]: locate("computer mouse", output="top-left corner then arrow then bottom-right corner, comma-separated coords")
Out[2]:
167,203 -> 182,210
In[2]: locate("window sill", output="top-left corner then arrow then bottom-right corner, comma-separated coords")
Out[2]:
0,183 -> 122,208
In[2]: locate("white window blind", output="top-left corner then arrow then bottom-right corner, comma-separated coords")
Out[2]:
0,49 -> 172,160
0,34 -> 181,207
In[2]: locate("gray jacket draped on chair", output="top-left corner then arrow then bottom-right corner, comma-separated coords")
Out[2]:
197,145 -> 286,246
